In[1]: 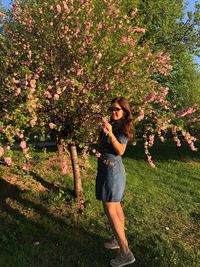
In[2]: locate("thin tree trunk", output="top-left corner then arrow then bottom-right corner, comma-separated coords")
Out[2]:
57,138 -> 70,175
69,143 -> 84,200
57,138 -> 64,160
80,147 -> 90,168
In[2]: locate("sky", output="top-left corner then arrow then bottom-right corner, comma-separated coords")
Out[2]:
1,0 -> 200,65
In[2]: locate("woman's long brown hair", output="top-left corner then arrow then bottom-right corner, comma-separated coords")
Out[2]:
110,97 -> 134,141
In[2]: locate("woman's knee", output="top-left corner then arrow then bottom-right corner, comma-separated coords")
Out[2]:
103,201 -> 118,216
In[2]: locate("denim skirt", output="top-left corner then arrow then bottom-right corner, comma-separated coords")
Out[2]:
95,154 -> 126,202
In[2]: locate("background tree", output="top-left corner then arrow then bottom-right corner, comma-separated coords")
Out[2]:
120,0 -> 200,142
133,0 -> 200,108
0,0 -> 5,33
0,0 -> 198,200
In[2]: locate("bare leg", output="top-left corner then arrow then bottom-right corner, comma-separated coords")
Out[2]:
103,201 -> 129,255
116,202 -> 125,230
103,202 -> 125,231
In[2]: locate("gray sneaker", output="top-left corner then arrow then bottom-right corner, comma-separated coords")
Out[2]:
104,238 -> 120,249
110,250 -> 136,267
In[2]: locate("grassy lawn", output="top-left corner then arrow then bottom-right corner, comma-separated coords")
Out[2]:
0,141 -> 199,267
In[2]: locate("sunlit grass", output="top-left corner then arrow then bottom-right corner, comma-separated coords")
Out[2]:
0,141 -> 199,267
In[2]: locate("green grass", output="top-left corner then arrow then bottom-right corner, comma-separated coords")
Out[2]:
0,141 -> 199,267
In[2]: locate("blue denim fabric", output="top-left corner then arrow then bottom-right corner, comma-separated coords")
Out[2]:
95,154 -> 126,202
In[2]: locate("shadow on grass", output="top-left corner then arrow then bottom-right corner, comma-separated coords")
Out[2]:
124,140 -> 200,162
0,178 -> 113,267
190,211 -> 200,223
0,177 -> 198,267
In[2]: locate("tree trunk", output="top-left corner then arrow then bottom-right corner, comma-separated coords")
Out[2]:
57,138 -> 70,175
80,147 -> 90,168
57,138 -> 65,159
69,143 -> 84,200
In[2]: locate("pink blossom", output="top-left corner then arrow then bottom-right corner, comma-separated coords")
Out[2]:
102,125 -> 109,135
15,88 -> 21,96
38,8 -> 43,14
56,4 -> 62,13
30,79 -> 36,88
128,51 -> 133,57
160,87 -> 169,97
97,52 -> 102,60
97,22 -> 103,30
147,155 -> 152,161
86,34 -> 94,44
30,117 -> 37,127
77,69 -> 83,76
173,136 -> 181,147
74,27 -> 80,37
132,27 -> 145,34
16,129 -> 24,138
5,157 -> 12,166
25,153 -> 31,160
156,95 -> 164,103
95,152 -> 101,158
28,50 -> 32,58
44,91 -> 52,98
91,149 -> 97,154
5,146 -> 10,151
56,89 -> 62,95
176,106 -> 197,118
148,135 -> 154,146
60,160 -> 68,174
145,91 -> 157,103
172,126 -> 177,133
105,84 -> 109,91
54,94 -> 59,100
136,108 -> 145,121
164,105 -> 168,110
189,143 -> 198,151
147,155 -> 156,168
49,123 -> 56,129
30,88 -> 35,94
20,141 -> 27,149
130,8 -> 138,18
148,161 -> 156,169
13,77 -> 19,84
62,165 -> 67,175
181,131 -> 186,137
23,163 -> 29,171
64,25 -> 69,32
63,2 -> 70,14
160,136 -> 165,142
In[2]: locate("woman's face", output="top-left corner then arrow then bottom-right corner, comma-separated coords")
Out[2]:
110,102 -> 124,121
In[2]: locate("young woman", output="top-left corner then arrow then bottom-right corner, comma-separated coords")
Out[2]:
96,97 -> 135,267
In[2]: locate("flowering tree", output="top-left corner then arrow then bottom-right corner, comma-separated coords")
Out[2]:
133,86 -> 198,168
0,0 -> 198,199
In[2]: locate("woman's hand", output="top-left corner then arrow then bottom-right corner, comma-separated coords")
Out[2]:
101,117 -> 126,156
102,117 -> 112,136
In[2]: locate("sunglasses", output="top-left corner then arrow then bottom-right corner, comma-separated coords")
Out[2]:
108,107 -> 122,112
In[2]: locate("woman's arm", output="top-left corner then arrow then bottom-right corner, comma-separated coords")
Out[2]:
102,119 -> 127,156
109,132 -> 127,156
